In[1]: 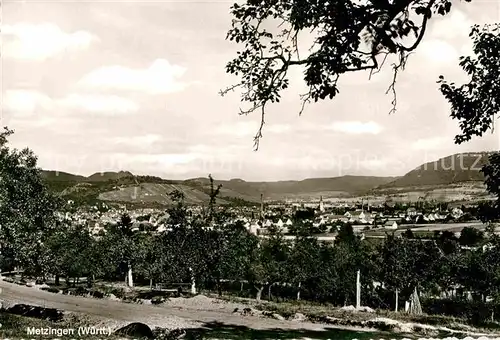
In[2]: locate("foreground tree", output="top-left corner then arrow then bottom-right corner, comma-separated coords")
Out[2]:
286,232 -> 321,300
0,128 -> 60,278
46,222 -> 94,286
103,213 -> 144,287
222,0 -> 475,148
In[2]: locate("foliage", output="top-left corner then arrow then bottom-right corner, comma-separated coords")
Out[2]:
458,227 -> 484,247
222,0 -> 469,148
0,128 -> 60,276
438,24 -> 500,144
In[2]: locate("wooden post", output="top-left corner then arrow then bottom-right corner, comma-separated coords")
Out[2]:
356,270 -> 361,309
189,267 -> 196,294
395,288 -> 399,312
127,262 -> 134,288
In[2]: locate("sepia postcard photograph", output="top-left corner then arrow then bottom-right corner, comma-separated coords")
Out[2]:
1,0 -> 500,339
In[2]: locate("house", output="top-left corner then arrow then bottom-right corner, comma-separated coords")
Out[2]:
345,211 -> 373,224
249,223 -> 260,235
384,221 -> 398,230
329,214 -> 349,223
285,218 -> 293,226
407,207 -> 417,216
451,208 -> 464,219
424,214 -> 436,222
345,210 -> 363,221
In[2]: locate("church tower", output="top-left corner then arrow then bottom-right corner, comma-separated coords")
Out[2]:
260,193 -> 264,223
319,196 -> 325,213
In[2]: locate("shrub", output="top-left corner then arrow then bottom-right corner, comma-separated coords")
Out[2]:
422,298 -> 500,325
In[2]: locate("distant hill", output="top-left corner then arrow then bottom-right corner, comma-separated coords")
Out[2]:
40,152 -> 494,207
41,170 -> 87,182
184,176 -> 398,200
87,171 -> 134,182
40,170 -> 397,206
379,152 -> 492,189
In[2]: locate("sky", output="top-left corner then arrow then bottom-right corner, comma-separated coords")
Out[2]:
2,0 -> 499,181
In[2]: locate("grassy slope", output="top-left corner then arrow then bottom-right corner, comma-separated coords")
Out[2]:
379,153 -> 492,189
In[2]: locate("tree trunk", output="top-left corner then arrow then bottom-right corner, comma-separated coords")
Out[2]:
268,284 -> 272,301
297,282 -> 301,301
240,281 -> 244,292
256,286 -> 264,301
55,275 -> 60,286
395,288 -> 399,312
76,277 -> 80,284
149,278 -> 153,290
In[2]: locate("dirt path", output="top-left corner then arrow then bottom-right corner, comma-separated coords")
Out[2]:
0,280 -> 349,332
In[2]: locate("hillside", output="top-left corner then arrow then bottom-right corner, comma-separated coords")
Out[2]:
40,170 -> 397,206
85,175 -> 395,205
41,170 -> 87,182
184,176 -> 398,200
40,151 -> 494,207
87,171 -> 134,182
379,152 -> 492,189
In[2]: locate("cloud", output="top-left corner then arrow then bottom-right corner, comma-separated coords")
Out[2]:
78,59 -> 189,94
113,153 -> 199,168
326,121 -> 383,135
411,137 -> 446,150
3,90 -> 53,114
215,122 -> 256,137
108,134 -> 163,148
58,94 -> 139,115
215,122 -> 292,137
267,124 -> 291,134
417,9 -> 475,65
419,40 -> 459,64
3,90 -> 139,119
2,23 -> 97,61
431,10 -> 474,40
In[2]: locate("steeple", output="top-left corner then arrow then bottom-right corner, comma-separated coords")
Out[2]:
260,193 -> 264,222
319,196 -> 325,213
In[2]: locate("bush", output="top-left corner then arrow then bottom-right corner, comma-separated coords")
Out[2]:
422,298 -> 500,325
151,296 -> 166,305
40,286 -> 60,294
89,290 -> 105,299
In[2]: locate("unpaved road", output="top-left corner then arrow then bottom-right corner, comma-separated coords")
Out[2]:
0,280 -> 341,331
